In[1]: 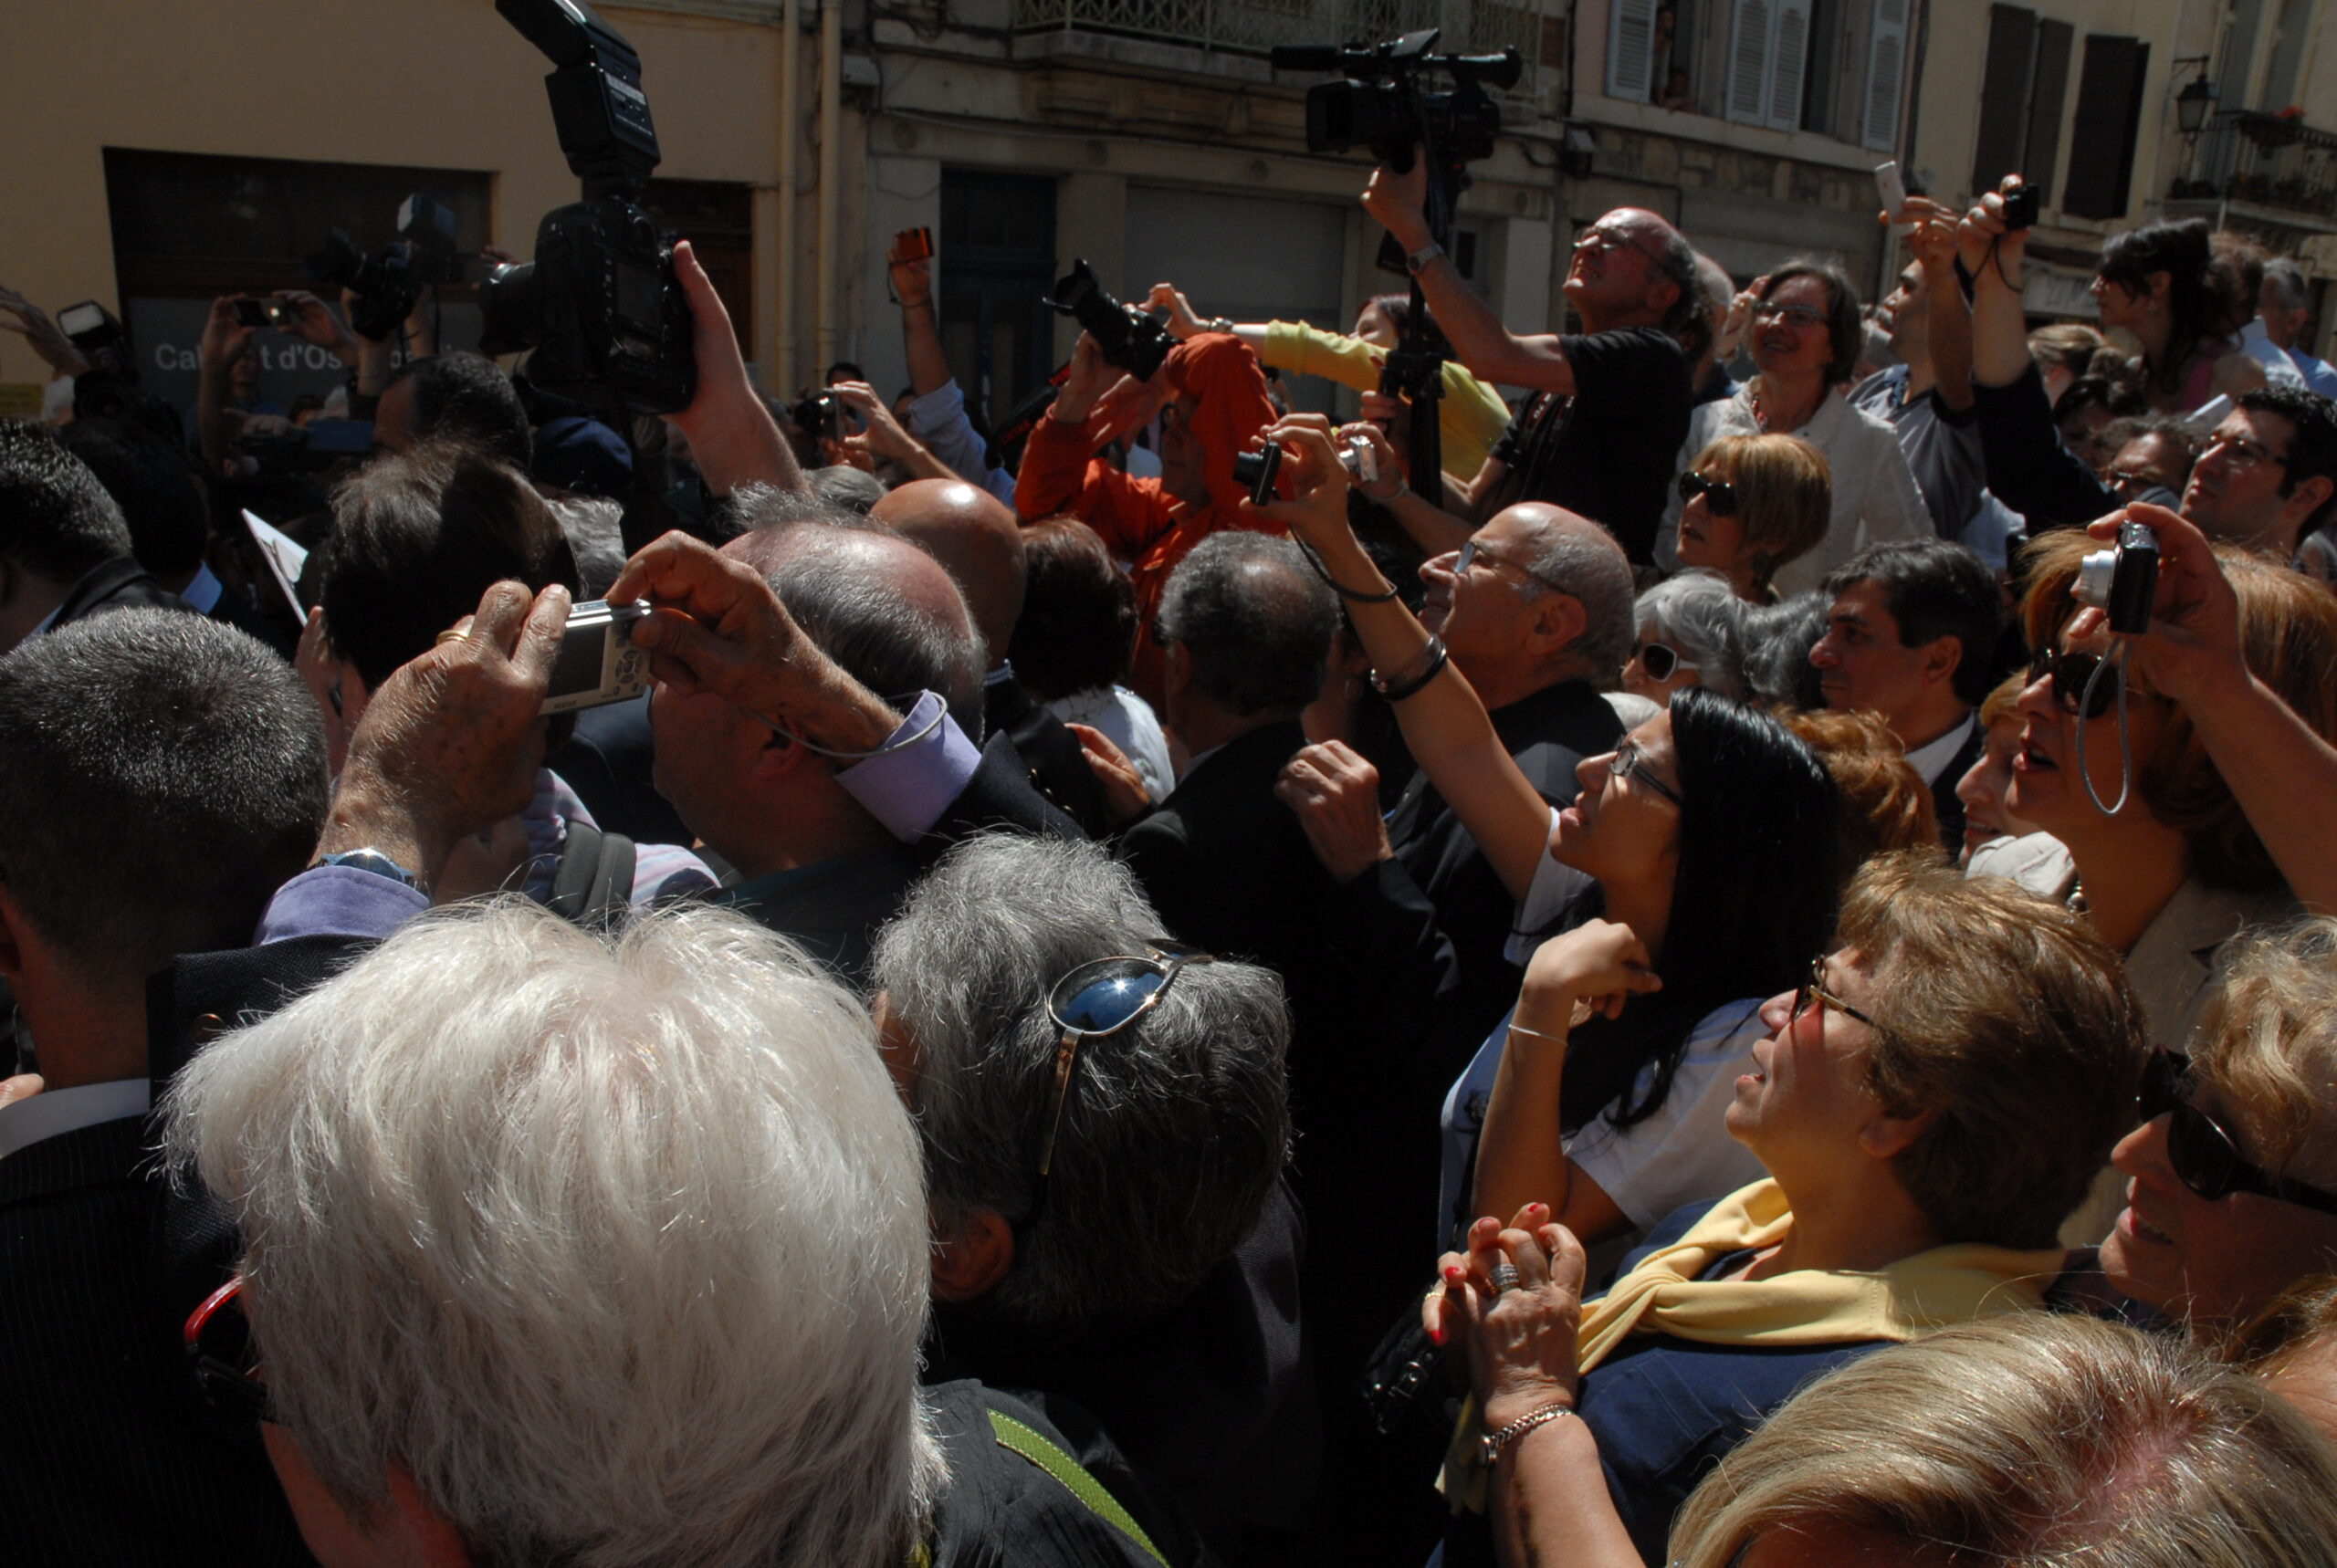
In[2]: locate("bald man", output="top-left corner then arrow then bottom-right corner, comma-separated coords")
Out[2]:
873,478 -> 1112,833
649,517 -> 987,982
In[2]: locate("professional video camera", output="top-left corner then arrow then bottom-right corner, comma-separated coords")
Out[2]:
305,231 -> 420,342
1270,28 -> 1520,492
479,0 -> 696,415
1047,259 -> 1176,382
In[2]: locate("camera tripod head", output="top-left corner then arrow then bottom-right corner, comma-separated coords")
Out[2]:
497,0 -> 663,198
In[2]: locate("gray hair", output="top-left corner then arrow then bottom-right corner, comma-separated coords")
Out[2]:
1671,1314 -> 2337,1568
1632,571 -> 1745,698
1154,531 -> 1336,717
164,901 -> 943,1568
0,609 -> 327,982
810,465 -> 889,516
871,834 -> 1292,1328
765,533 -> 986,736
1511,515 -> 1636,681
2265,258 -> 2312,314
1740,591 -> 1830,708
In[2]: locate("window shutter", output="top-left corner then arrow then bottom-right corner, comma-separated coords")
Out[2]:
1767,0 -> 1814,131
1728,0 -> 1776,124
1861,0 -> 1911,151
1608,0 -> 1660,99
1971,5 -> 2038,193
2022,20 -> 2074,206
2061,35 -> 2150,219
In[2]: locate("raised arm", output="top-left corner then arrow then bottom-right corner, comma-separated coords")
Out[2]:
1145,283 -> 1269,354
666,240 -> 803,497
1243,416 -> 1552,901
888,244 -> 953,398
1903,197 -> 1975,413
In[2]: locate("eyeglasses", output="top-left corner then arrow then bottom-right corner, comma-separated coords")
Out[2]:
1456,537 -> 1568,597
1632,641 -> 1689,682
1607,739 -> 1684,808
1572,223 -> 1667,268
183,1277 -> 274,1424
2138,1049 -> 2337,1218
1035,944 -> 1215,1184
2107,466 -> 2173,497
1791,953 -> 1876,1030
1751,301 -> 1829,330
1675,470 -> 1740,516
2202,432 -> 2289,470
2027,646 -> 2129,720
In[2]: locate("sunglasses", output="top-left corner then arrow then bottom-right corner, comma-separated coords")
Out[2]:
1752,301 -> 1828,329
2138,1050 -> 2337,1217
1675,470 -> 1740,516
2028,647 -> 2122,720
184,1277 -> 273,1424
1607,739 -> 1684,808
1036,944 -> 1215,1186
1791,954 -> 1876,1030
1633,641 -> 1688,682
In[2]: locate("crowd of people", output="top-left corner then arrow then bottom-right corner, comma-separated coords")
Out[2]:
4,148 -> 2337,1568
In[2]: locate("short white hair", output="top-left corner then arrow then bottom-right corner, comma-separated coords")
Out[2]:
165,900 -> 941,1568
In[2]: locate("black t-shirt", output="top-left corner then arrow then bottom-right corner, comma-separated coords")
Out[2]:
1483,328 -> 1692,564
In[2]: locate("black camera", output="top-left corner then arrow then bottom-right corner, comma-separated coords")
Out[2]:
793,391 -> 841,440
479,0 -> 696,416
1232,439 -> 1283,505
57,300 -> 141,423
1274,29 -> 1518,173
2075,520 -> 2159,634
1047,259 -> 1175,382
305,229 -> 420,342
2001,183 -> 2039,232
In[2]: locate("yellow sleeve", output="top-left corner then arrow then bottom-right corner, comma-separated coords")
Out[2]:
1261,320 -> 1380,394
1432,362 -> 1517,481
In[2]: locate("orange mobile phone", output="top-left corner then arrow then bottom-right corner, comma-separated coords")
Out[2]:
895,226 -> 934,262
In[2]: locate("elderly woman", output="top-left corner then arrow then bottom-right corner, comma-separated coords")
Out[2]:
1658,263 -> 1927,597
1426,855 -> 2147,1563
164,903 -> 1195,1568
1670,433 -> 1830,601
2101,916 -> 2337,1333
1618,571 -> 1743,706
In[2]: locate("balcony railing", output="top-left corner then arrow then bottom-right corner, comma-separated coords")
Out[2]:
2168,110 -> 2337,223
1011,0 -> 1550,100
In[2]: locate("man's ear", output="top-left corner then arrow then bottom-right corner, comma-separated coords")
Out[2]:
749,726 -> 820,787
2287,476 -> 2334,529
930,1209 -> 1015,1302
1528,591 -> 1589,661
1917,633 -> 1963,693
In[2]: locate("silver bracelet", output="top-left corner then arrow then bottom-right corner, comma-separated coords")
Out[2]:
1481,1401 -> 1574,1467
1205,317 -> 1235,335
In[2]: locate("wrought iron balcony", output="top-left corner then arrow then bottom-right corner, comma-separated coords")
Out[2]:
2168,110 -> 2337,224
1011,0 -> 1551,99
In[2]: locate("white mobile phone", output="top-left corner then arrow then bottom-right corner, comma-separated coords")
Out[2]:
1874,162 -> 1912,235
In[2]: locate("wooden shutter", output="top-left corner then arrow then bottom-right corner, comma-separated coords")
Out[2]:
1861,0 -> 1911,151
2021,21 -> 2074,208
1767,0 -> 1814,131
1728,0 -> 1776,124
1971,5 -> 2038,193
2061,35 -> 2150,219
1608,0 -> 1660,99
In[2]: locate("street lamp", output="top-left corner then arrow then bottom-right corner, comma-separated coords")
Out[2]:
2174,58 -> 2216,137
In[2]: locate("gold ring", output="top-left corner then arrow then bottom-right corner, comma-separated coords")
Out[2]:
435,629 -> 469,646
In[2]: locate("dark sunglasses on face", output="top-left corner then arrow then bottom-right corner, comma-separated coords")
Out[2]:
2137,1050 -> 2337,1218
1676,470 -> 1740,516
2028,646 -> 2122,720
1034,943 -> 1215,1188
1634,641 -> 1684,681
1751,301 -> 1828,329
184,1278 -> 274,1424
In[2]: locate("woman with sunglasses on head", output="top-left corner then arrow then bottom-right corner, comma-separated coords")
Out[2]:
1427,855 -> 2148,1565
1658,263 -> 1927,598
2104,918 -> 2337,1336
1672,433 -> 1832,602
1247,421 -> 1839,1271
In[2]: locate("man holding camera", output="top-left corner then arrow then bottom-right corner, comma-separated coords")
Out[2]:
1359,155 -> 1700,565
1014,328 -> 1282,706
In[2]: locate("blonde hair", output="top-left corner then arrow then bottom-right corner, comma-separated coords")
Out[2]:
2028,321 -> 2110,381
1781,707 -> 1940,873
1690,434 -> 1830,594
2021,532 -> 2337,891
1978,670 -> 2027,730
1671,1314 -> 2337,1568
2192,916 -> 2337,1191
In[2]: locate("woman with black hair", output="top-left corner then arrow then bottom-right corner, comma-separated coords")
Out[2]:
1658,260 -> 1925,598
1246,420 -> 1841,1265
2091,219 -> 2263,415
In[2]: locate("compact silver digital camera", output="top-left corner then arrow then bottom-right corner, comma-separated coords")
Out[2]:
540,600 -> 653,715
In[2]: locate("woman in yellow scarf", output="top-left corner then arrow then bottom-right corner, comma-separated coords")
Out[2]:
1426,855 -> 2148,1566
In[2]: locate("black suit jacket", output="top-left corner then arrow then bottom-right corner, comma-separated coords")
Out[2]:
0,1115 -> 313,1566
47,556 -> 193,633
1926,717 -> 1986,854
985,674 -> 1112,839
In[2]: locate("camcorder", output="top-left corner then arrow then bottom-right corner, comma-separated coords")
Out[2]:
480,0 -> 697,416
57,300 -> 141,423
2075,519 -> 2159,634
1047,259 -> 1176,382
542,600 -> 654,715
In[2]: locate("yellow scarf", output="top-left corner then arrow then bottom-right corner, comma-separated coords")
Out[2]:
1443,1180 -> 2069,1510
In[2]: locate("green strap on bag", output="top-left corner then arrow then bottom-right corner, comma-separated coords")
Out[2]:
986,1407 -> 1169,1567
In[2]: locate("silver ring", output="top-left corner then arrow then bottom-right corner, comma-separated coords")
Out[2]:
1490,1262 -> 1523,1294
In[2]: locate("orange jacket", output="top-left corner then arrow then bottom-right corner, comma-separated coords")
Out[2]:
1015,333 -> 1286,705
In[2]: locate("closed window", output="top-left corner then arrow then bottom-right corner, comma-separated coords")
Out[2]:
1970,5 -> 2073,202
2061,34 -> 2151,220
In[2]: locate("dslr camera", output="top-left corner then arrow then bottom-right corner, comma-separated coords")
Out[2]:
2075,520 -> 2159,633
1047,258 -> 1175,382
57,301 -> 140,423
305,229 -> 420,342
480,0 -> 697,415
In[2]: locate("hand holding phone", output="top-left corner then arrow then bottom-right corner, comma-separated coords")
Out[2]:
1874,162 -> 1912,236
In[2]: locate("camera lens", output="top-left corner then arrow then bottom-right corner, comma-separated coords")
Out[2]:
478,261 -> 541,355
2074,549 -> 2119,612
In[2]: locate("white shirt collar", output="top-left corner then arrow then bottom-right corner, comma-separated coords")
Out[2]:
1904,712 -> 1978,787
0,1078 -> 151,1159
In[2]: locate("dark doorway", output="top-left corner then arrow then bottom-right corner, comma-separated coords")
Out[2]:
938,170 -> 1057,425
